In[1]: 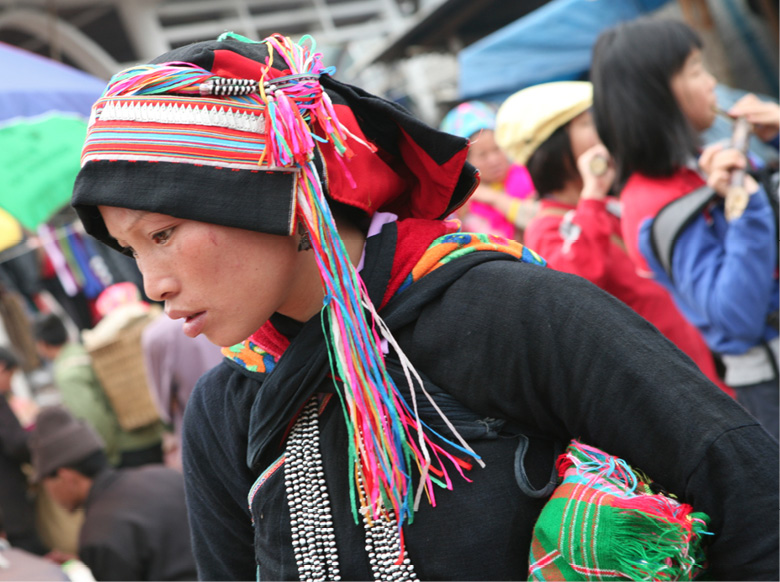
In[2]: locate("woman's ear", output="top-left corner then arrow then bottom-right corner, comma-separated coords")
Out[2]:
297,222 -> 311,252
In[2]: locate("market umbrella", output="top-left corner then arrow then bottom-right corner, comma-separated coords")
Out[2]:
0,114 -> 91,231
0,42 -> 106,231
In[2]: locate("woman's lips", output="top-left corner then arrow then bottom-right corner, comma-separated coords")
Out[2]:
181,311 -> 206,338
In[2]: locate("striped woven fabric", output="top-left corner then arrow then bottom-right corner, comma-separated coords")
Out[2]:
82,95 -> 285,171
528,441 -> 710,581
397,230 -> 545,294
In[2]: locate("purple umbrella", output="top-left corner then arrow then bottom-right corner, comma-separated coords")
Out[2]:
0,41 -> 106,122
0,42 -> 107,230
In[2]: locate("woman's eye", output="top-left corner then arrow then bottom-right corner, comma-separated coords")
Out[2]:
121,246 -> 137,259
152,228 -> 173,244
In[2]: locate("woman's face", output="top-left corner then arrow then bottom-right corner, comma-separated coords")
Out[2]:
99,206 -> 313,346
567,110 -> 601,160
670,48 -> 717,132
467,129 -> 511,185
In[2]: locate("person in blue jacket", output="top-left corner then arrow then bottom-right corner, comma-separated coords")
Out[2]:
591,16 -> 779,440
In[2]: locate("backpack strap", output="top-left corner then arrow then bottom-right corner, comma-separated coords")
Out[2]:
649,186 -> 718,283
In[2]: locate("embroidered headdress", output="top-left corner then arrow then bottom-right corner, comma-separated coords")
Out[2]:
439,100 -> 497,141
73,34 -> 476,242
72,33 -> 480,545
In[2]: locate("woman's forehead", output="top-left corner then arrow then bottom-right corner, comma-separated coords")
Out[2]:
681,48 -> 703,69
98,206 -> 177,235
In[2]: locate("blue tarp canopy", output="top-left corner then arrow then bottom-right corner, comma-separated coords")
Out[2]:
0,42 -> 106,122
458,0 -> 670,102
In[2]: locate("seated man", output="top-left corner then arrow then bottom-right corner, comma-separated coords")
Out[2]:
29,406 -> 196,581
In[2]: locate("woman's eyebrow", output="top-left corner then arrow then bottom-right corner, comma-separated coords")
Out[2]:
105,211 -> 149,242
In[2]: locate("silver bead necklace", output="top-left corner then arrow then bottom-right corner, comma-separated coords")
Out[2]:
285,397 -> 419,582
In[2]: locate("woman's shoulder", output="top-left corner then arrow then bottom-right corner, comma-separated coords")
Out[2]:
622,169 -> 706,213
433,258 -> 603,319
186,358 -> 264,434
524,203 -> 568,247
620,168 -> 707,254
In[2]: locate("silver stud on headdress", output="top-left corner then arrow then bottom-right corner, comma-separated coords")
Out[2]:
197,74 -> 321,98
199,77 -> 259,96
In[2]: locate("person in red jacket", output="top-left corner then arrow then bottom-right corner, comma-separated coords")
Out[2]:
495,81 -> 730,395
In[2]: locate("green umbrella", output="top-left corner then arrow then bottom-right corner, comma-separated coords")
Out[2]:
0,114 -> 87,231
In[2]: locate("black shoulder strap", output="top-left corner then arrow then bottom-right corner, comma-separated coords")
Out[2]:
649,186 -> 717,284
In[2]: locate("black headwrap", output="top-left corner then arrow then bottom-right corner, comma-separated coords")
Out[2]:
71,35 -> 477,250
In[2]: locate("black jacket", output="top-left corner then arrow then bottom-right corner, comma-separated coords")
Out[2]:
80,466 -> 197,581
183,222 -> 779,581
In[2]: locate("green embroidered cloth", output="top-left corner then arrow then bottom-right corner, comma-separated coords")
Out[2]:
528,440 -> 710,581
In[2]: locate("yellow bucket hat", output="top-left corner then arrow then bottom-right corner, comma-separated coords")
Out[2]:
495,81 -> 593,166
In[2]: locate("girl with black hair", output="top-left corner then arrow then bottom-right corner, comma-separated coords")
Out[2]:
591,16 -> 779,441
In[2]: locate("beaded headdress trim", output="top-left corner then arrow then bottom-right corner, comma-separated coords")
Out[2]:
90,97 -> 267,133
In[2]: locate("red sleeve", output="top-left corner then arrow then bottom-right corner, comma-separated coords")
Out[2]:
620,170 -> 706,276
524,199 -> 612,286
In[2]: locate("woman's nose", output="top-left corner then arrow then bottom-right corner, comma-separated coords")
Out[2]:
137,259 -> 178,302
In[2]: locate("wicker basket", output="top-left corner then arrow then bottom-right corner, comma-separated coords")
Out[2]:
86,312 -> 161,431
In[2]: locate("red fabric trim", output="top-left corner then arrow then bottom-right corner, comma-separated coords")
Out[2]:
380,218 -> 455,309
250,321 -> 290,359
318,105 -> 471,222
318,104 -> 407,216
392,127 -> 471,220
211,49 -> 288,81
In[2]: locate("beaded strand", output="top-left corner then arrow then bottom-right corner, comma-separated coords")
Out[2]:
285,398 -> 341,582
285,397 -> 419,582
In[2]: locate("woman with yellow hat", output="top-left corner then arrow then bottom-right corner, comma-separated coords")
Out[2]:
495,81 -> 728,395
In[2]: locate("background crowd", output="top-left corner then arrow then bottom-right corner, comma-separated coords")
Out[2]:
0,8 -> 777,582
